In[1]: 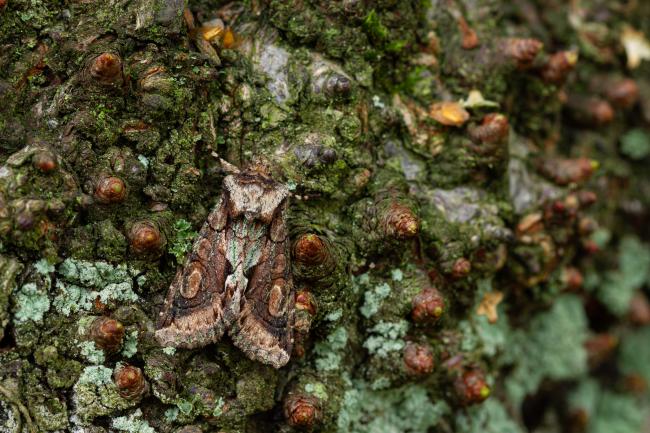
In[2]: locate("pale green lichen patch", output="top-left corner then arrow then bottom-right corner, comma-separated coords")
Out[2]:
73,365 -> 140,424
314,326 -> 348,372
455,399 -> 524,433
212,397 -> 225,417
305,382 -> 328,401
360,282 -> 391,318
337,383 -> 448,433
363,320 -> 409,358
504,295 -> 588,405
79,341 -> 106,365
53,259 -> 141,315
14,282 -> 50,324
619,326 -> 650,384
111,409 -> 156,433
33,258 -> 55,275
121,329 -> 139,358
587,236 -> 650,316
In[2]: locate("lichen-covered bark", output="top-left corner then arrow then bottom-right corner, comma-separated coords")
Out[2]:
1,0 -> 650,432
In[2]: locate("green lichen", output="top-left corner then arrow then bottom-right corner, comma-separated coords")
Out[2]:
121,329 -> 139,358
588,236 -> 650,316
504,295 -> 588,405
455,399 -> 524,433
360,282 -> 391,318
53,258 -> 141,315
314,326 -> 349,372
73,365 -> 140,424
363,320 -> 409,358
13,282 -> 50,324
337,383 -> 448,433
78,341 -> 105,365
620,129 -> 650,160
587,391 -> 646,433
111,409 -> 156,433
619,327 -> 650,384
304,382 -> 328,401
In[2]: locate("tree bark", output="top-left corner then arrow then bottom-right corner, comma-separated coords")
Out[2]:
1,0 -> 650,432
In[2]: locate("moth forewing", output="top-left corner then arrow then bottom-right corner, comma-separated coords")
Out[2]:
155,170 -> 294,368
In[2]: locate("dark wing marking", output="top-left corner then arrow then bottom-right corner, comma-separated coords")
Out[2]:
228,199 -> 294,368
155,197 -> 229,349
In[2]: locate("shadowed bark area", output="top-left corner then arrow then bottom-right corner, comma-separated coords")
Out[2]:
1,0 -> 650,432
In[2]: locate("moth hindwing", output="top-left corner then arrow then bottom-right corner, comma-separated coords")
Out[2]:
155,169 -> 294,368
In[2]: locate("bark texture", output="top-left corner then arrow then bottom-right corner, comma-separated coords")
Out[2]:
1,0 -> 650,432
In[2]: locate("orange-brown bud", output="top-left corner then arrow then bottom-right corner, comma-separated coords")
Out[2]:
411,287 -> 445,323
536,157 -> 597,186
90,317 -> 125,352
128,220 -> 164,254
540,51 -> 578,84
293,234 -> 328,266
629,293 -> 650,326
567,95 -> 614,126
114,365 -> 146,400
603,78 -> 639,109
469,113 -> 509,145
561,267 -> 583,291
501,38 -> 543,68
577,190 -> 597,208
403,342 -> 434,376
585,334 -> 617,367
283,393 -> 322,428
383,203 -> 419,239
94,176 -> 127,204
0,0 -> 6,10
454,369 -> 490,405
577,217 -> 598,236
32,151 -> 57,173
89,53 -> 123,86
295,290 -> 317,316
451,257 -> 472,279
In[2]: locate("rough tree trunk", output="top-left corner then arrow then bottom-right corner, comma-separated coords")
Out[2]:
1,0 -> 650,432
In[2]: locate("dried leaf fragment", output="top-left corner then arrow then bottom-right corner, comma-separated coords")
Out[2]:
476,290 -> 503,324
621,25 -> 650,69
429,101 -> 470,127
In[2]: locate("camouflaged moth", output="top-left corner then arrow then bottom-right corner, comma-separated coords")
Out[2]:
155,165 -> 294,368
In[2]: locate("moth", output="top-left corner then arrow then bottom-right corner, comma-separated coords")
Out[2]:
155,165 -> 294,368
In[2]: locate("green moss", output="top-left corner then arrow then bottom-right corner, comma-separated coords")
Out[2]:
73,365 -> 140,424
169,218 -> 197,262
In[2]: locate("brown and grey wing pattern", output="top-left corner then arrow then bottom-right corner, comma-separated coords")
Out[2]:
229,199 -> 294,368
155,197 -> 229,349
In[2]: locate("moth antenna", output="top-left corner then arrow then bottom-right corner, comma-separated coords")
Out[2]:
220,158 -> 241,174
